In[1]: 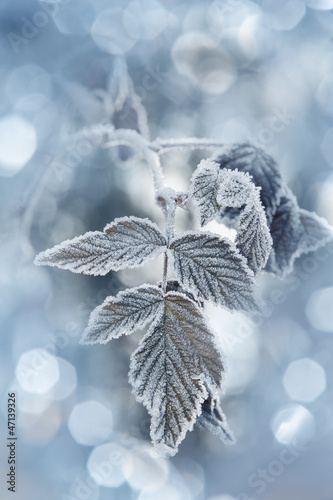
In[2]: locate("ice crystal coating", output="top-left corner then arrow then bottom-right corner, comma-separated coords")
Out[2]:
189,159 -> 221,226
169,231 -> 260,312
265,191 -> 302,277
34,216 -> 167,275
190,162 -> 272,274
196,388 -> 235,444
266,190 -> 333,277
217,169 -> 252,208
297,209 -> 333,254
235,188 -> 272,274
34,123 -> 333,458
214,144 -> 284,222
129,291 -> 224,457
81,285 -> 163,344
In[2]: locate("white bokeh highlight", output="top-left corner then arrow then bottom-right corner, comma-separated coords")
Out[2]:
123,0 -> 168,40
271,404 -> 316,445
91,8 -> 136,54
283,358 -> 326,402
262,0 -> 306,31
0,115 -> 37,175
138,485 -> 183,500
206,305 -> 259,394
171,32 -> 236,94
16,348 -> 59,394
123,448 -> 169,492
68,400 -> 113,445
46,357 -> 77,401
87,442 -> 128,487
304,0 -> 333,9
306,287 -> 333,332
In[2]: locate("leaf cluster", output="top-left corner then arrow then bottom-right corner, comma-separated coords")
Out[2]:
35,142 -> 333,456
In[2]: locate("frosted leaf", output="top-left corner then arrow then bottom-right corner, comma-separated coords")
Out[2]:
214,144 -> 284,222
264,191 -> 300,277
35,216 -> 167,275
266,192 -> 333,277
109,59 -> 150,137
112,92 -> 149,140
81,285 -> 164,344
107,59 -> 150,161
190,163 -> 271,273
235,189 -> 273,274
197,389 -> 235,444
169,231 -> 260,312
217,169 -> 252,208
297,209 -> 333,254
129,291 -> 224,456
189,159 -> 221,226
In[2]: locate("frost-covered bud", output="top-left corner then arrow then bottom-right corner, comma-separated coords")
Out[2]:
158,280 -> 203,307
174,193 -> 188,209
156,195 -> 167,207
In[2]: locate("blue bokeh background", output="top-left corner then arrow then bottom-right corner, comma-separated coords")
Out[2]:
1,1 -> 333,499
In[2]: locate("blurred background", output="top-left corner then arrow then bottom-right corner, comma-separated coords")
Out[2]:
1,0 -> 333,499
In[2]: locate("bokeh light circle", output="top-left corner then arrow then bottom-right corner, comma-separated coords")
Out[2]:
283,358 -> 326,402
271,404 -> 316,445
16,349 -> 59,394
0,115 -> 37,175
68,400 -> 113,445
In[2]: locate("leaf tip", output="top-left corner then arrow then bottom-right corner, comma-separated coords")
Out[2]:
153,441 -> 178,458
34,250 -> 50,267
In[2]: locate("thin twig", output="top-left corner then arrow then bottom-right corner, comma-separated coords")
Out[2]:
162,252 -> 168,293
161,196 -> 177,293
150,137 -> 226,155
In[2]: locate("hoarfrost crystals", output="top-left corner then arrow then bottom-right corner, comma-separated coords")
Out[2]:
35,216 -> 167,275
129,292 -> 225,457
214,143 -> 284,222
82,285 -> 164,344
189,159 -> 221,226
235,187 -> 272,274
266,190 -> 333,277
35,127 -> 333,457
170,231 -> 260,312
197,389 -> 235,444
217,169 -> 252,208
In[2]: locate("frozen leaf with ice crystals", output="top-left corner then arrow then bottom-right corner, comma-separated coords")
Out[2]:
109,59 -> 149,163
266,192 -> 333,277
112,94 -> 149,139
169,232 -> 260,312
129,291 -> 224,456
189,159 -> 221,226
35,216 -> 166,275
214,144 -> 284,222
265,191 -> 300,277
34,231 -> 120,276
109,60 -> 149,137
235,190 -> 272,274
217,169 -> 252,208
297,209 -> 333,254
197,389 -> 235,444
81,285 -> 164,344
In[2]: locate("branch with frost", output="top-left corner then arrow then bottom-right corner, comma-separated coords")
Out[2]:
150,137 -> 226,154
33,66 -> 333,457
